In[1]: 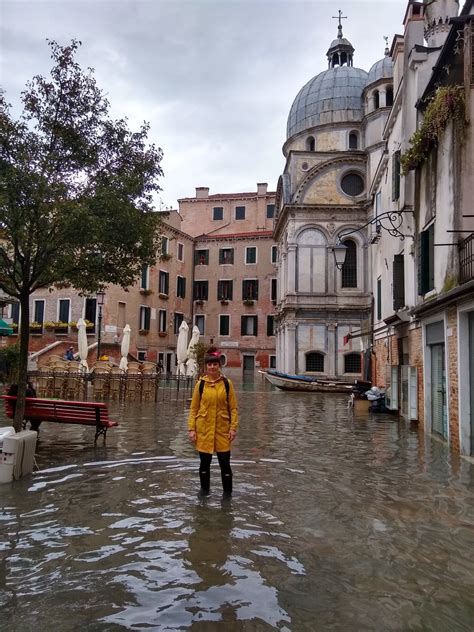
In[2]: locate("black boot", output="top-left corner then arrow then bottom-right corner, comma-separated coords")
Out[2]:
221,471 -> 233,496
199,469 -> 210,496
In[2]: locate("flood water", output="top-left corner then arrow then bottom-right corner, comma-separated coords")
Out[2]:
1,373 -> 474,631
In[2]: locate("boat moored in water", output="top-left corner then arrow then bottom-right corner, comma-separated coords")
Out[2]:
260,369 -> 355,393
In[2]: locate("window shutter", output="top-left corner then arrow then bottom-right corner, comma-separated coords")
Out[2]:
392,151 -> 400,201
254,316 -> 258,336
241,317 -> 245,336
393,254 -> 405,310
420,231 -> 430,294
409,366 -> 418,421
145,307 -> 151,330
182,277 -> 186,298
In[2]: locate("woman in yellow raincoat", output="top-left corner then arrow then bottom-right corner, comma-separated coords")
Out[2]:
188,348 -> 238,495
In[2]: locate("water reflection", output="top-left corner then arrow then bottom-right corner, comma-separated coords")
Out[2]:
0,374 -> 473,631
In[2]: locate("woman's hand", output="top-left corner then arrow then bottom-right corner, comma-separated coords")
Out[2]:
228,430 -> 236,442
188,430 -> 197,443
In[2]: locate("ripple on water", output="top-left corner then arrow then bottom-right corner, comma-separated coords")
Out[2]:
0,382 -> 473,630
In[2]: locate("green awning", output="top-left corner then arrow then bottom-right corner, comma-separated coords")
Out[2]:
0,319 -> 13,336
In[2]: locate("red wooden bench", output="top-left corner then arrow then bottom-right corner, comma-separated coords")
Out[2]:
1,396 -> 119,442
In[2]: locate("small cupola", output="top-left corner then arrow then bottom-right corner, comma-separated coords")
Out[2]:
326,9 -> 355,68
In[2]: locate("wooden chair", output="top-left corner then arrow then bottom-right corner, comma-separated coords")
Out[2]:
124,370 -> 141,401
127,361 -> 141,372
92,368 -> 109,401
109,367 -> 123,400
37,366 -> 53,398
52,367 -> 67,398
63,367 -> 82,400
141,375 -> 156,402
141,361 -> 156,371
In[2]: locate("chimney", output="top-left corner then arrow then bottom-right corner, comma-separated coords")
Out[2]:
257,182 -> 268,196
195,187 -> 209,199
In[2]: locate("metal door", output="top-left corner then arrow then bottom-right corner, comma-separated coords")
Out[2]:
431,343 -> 447,438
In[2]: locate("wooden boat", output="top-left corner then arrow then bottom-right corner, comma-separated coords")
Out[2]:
260,369 -> 355,393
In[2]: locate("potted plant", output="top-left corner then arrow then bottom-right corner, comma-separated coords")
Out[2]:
140,288 -> 153,296
138,329 -> 149,335
29,321 -> 43,333
158,331 -> 167,337
220,299 -> 229,305
158,292 -> 169,300
161,253 -> 172,262
44,321 -> 56,330
243,299 -> 254,306
195,299 -> 204,306
54,321 -> 69,333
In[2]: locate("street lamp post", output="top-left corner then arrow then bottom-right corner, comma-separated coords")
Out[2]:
96,291 -> 105,360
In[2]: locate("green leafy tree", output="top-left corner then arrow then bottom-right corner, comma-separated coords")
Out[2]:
0,40 -> 164,431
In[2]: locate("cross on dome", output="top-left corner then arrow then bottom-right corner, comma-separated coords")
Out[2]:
332,9 -> 348,39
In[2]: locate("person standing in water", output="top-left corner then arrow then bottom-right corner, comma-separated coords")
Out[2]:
187,347 -> 238,496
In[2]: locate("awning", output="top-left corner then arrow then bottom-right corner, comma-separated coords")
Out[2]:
0,319 -> 14,336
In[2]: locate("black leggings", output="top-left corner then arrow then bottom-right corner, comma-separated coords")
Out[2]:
199,451 -> 232,476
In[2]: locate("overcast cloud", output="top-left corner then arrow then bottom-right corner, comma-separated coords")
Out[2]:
1,0 -> 408,208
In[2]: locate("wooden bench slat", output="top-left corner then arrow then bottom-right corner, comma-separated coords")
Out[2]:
1,395 -> 118,436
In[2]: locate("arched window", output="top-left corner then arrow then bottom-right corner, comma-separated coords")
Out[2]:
306,352 -> 325,372
344,353 -> 361,373
386,87 -> 394,107
349,132 -> 358,149
306,136 -> 315,152
341,239 -> 357,288
297,229 -> 327,293
374,90 -> 380,109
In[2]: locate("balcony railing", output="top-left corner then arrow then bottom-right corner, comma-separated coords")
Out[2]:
459,233 -> 474,283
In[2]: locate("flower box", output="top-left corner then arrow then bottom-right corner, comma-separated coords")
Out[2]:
138,329 -> 149,336
158,292 -> 169,300
161,253 -> 172,262
158,332 -> 167,337
220,300 -> 229,305
243,299 -> 254,306
140,289 -> 153,296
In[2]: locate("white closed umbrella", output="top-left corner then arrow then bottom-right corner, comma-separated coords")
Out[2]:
119,324 -> 131,371
176,321 -> 189,376
77,318 -> 89,373
186,325 -> 200,377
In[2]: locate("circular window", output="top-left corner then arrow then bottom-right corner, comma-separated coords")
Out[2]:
301,162 -> 309,171
341,173 -> 364,197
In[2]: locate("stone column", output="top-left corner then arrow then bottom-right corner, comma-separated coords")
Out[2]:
379,89 -> 387,108
287,245 -> 297,294
285,320 -> 297,374
327,322 -> 336,377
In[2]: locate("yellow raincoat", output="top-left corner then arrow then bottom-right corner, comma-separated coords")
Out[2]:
187,375 -> 239,454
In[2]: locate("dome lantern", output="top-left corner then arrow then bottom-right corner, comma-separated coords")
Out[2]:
327,9 -> 355,69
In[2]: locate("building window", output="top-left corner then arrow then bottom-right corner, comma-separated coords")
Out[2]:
241,315 -> 258,336
271,278 -> 277,303
306,136 -> 315,151
344,353 -> 361,373
266,204 -> 275,219
246,247 -> 257,264
219,248 -> 234,265
193,280 -> 208,301
195,314 -> 205,335
235,206 -> 246,220
266,315 -> 275,336
161,236 -> 169,256
271,245 -> 278,263
213,207 -> 223,221
377,277 -> 382,321
58,299 -> 70,324
217,280 -> 233,301
176,275 -> 186,298
159,270 -> 169,295
34,300 -> 45,326
158,309 -> 167,333
341,240 -> 357,288
10,302 -> 19,324
140,265 -> 149,290
139,305 -> 151,331
177,242 -> 184,261
242,279 -> 258,300
137,350 -> 147,362
306,352 -> 324,372
393,254 -> 405,310
269,355 -> 276,369
219,314 -> 230,336
374,89 -> 380,109
173,312 -> 183,335
419,224 -> 434,295
392,150 -> 401,201
349,132 -> 358,149
341,173 -> 364,197
386,87 -> 394,107
195,249 -> 209,265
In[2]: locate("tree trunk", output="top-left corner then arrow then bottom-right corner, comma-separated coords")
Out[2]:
13,294 -> 31,433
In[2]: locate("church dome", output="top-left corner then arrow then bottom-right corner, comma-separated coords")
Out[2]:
366,56 -> 393,86
286,66 -> 368,139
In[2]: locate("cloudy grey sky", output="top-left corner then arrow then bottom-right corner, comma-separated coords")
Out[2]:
1,0 -> 408,208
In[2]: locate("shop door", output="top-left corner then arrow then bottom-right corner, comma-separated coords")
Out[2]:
431,343 -> 447,438
469,313 -> 474,455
